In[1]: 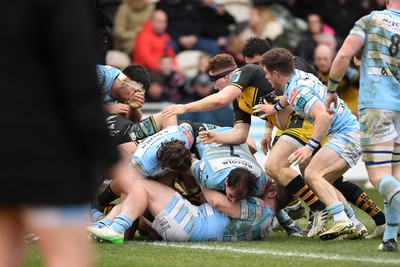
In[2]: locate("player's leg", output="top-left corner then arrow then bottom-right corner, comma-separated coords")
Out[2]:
0,209 -> 25,267
91,143 -> 137,223
25,205 -> 92,267
304,146 -> 357,240
359,109 -> 400,251
88,172 -> 177,243
266,138 -> 325,213
333,177 -> 386,239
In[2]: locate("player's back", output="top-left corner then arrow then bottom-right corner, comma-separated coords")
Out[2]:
351,10 -> 400,111
194,127 -> 268,195
189,197 -> 275,241
131,125 -> 193,177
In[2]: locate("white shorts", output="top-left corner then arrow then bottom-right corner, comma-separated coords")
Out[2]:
24,204 -> 90,228
359,108 -> 400,146
152,192 -> 198,242
325,128 -> 362,167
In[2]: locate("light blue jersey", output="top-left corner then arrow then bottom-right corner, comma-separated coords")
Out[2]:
153,192 -> 275,242
130,125 -> 194,178
191,127 -> 269,196
285,69 -> 359,135
350,10 -> 400,111
96,64 -> 121,104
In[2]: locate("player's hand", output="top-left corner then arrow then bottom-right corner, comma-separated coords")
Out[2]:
260,133 -> 272,155
198,130 -> 216,144
252,99 -> 275,119
325,93 -> 338,114
247,138 -> 258,154
129,90 -> 145,109
288,146 -> 313,166
104,103 -> 129,115
162,104 -> 187,118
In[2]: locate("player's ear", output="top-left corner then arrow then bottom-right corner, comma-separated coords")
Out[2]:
268,190 -> 277,198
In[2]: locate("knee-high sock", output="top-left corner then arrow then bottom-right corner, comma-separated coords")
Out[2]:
286,175 -> 325,212
383,201 -> 400,242
111,215 -> 133,234
378,176 -> 400,212
334,178 -> 386,226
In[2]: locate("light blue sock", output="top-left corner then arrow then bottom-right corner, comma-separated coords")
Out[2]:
383,201 -> 400,242
345,204 -> 362,226
328,202 -> 349,221
275,209 -> 292,224
378,176 -> 400,212
94,217 -> 112,229
345,204 -> 354,218
91,209 -> 105,223
327,202 -> 344,215
111,214 -> 133,234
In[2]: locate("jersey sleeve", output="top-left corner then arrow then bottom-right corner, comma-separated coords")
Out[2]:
350,13 -> 372,40
288,86 -> 320,116
232,99 -> 252,124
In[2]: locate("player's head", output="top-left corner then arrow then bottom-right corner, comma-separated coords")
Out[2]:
262,181 -> 291,211
205,53 -> 237,91
110,64 -> 150,104
225,168 -> 259,203
122,64 -> 151,93
157,139 -> 192,172
260,48 -> 294,89
95,8 -> 113,45
242,37 -> 271,65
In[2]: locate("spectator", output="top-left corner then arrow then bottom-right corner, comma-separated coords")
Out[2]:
239,6 -> 283,45
95,8 -> 114,64
156,0 -> 220,56
221,35 -> 246,68
296,13 -> 338,65
314,44 -> 359,116
146,72 -> 169,102
133,9 -> 177,71
158,55 -> 190,103
0,1 -> 119,266
196,52 -> 212,76
114,0 -> 154,56
179,74 -> 234,127
320,0 -> 366,42
198,0 -> 236,50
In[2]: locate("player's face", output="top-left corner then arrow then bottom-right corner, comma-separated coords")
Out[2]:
209,71 -> 230,91
244,55 -> 262,66
264,68 -> 277,88
225,184 -> 247,203
113,79 -> 134,103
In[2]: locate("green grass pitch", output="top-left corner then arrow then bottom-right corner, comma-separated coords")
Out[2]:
24,187 -> 400,267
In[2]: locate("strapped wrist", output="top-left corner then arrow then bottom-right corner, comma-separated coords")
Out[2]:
264,127 -> 273,134
274,101 -> 285,112
306,137 -> 320,150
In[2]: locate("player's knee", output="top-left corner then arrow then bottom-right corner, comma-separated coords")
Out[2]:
303,169 -> 319,185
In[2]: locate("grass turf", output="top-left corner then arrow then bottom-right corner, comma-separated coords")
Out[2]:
24,187 -> 400,267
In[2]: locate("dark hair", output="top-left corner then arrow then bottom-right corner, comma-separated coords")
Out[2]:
242,37 -> 271,58
95,8 -> 114,28
122,64 -> 151,91
260,48 -> 294,76
205,54 -> 237,74
226,168 -> 259,197
157,139 -> 192,172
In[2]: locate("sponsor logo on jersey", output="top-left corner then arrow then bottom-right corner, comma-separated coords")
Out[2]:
230,71 -> 241,83
289,89 -> 300,103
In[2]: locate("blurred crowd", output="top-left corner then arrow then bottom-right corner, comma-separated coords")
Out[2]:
94,0 -> 386,117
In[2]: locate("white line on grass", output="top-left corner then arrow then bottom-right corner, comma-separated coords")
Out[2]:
139,241 -> 400,265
